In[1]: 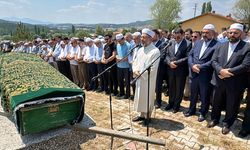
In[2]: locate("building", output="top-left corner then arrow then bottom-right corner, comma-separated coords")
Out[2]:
179,12 -> 241,33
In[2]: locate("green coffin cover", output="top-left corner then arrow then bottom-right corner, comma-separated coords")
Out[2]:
15,95 -> 84,135
0,53 -> 86,135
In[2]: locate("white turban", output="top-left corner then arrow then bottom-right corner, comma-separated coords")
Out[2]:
94,38 -> 101,43
60,41 -> 65,45
132,32 -> 141,37
230,23 -> 243,31
203,24 -> 215,31
116,33 -> 124,40
142,28 -> 155,38
85,37 -> 93,43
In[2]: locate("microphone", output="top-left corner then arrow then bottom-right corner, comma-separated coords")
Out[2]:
162,41 -> 172,49
129,44 -> 140,53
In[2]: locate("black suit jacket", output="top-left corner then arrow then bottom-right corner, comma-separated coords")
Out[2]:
188,39 -> 219,79
211,40 -> 250,89
164,39 -> 192,77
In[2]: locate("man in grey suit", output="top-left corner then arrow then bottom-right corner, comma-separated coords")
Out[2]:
164,28 -> 192,113
207,23 -> 250,135
185,24 -> 219,122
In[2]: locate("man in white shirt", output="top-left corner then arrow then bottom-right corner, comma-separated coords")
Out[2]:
185,24 -> 219,122
68,38 -> 80,86
94,38 -> 105,92
84,38 -> 98,91
208,23 -> 250,135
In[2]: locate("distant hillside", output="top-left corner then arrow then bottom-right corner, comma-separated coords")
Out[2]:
47,20 -> 154,30
0,19 -> 154,37
2,17 -> 52,25
0,19 -> 53,36
0,19 -> 18,35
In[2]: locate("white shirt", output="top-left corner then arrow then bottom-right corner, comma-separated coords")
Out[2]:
227,41 -> 240,61
69,45 -> 79,65
84,45 -> 96,63
76,46 -> 86,61
175,39 -> 183,54
199,40 -> 211,59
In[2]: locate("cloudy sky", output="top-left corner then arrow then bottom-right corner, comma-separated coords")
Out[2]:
0,0 -> 236,24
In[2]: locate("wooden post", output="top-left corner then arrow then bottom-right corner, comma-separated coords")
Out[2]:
71,125 -> 166,146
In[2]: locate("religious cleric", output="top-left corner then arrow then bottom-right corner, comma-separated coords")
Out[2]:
132,28 -> 161,126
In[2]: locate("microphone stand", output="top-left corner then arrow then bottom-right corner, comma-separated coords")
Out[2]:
91,45 -> 139,148
130,42 -> 171,150
93,45 -> 139,149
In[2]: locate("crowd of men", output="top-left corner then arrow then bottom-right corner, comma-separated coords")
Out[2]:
1,23 -> 250,138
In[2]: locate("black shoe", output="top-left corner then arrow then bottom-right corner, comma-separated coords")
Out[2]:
164,104 -> 173,111
132,116 -> 145,122
129,95 -> 134,100
207,120 -> 219,128
222,126 -> 230,135
238,130 -> 250,138
116,94 -> 124,99
142,119 -> 151,126
155,104 -> 161,109
122,95 -> 129,99
96,89 -> 103,93
172,109 -> 179,113
184,111 -> 195,117
198,114 -> 206,122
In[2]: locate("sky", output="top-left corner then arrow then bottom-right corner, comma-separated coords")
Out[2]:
0,0 -> 236,24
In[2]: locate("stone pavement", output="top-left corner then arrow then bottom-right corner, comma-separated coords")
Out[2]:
81,91 -> 250,150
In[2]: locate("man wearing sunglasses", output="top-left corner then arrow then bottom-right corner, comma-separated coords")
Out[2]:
185,24 -> 219,122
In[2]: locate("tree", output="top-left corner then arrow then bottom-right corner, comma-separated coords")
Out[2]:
206,1 -> 212,13
151,0 -> 181,30
12,22 -> 32,42
201,1 -> 212,15
233,0 -> 250,28
95,25 -> 104,35
72,25 -> 76,35
75,30 -> 90,38
201,2 -> 206,14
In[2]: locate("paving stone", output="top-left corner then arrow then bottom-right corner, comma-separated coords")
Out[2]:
180,138 -> 195,149
178,133 -> 192,141
193,143 -> 201,150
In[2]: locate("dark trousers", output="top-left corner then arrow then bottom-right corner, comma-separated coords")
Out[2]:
155,62 -> 168,106
117,67 -> 130,97
188,76 -> 212,115
211,84 -> 244,127
87,63 -> 98,90
57,60 -> 73,81
168,75 -> 187,110
97,63 -> 105,90
104,65 -> 118,94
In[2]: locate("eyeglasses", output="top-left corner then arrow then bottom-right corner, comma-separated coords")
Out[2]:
202,32 -> 210,34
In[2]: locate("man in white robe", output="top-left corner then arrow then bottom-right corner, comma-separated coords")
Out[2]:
132,28 -> 160,125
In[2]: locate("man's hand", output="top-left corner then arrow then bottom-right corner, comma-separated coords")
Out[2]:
133,71 -> 140,78
192,64 -> 200,73
170,61 -> 177,69
219,68 -> 234,79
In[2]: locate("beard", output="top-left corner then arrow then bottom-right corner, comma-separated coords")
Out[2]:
229,36 -> 240,43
